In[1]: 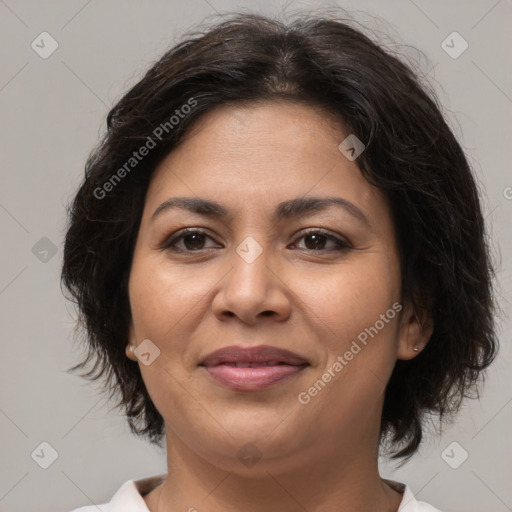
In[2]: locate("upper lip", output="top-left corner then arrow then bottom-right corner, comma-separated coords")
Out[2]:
199,345 -> 309,367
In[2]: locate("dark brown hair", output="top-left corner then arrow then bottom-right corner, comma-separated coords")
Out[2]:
61,12 -> 498,459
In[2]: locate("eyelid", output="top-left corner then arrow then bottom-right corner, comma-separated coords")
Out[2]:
161,227 -> 353,252
159,227 -> 219,250
290,228 -> 353,249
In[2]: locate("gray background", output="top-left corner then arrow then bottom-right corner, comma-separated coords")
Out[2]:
0,1 -> 511,511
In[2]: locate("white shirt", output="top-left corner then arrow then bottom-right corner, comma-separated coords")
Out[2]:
69,474 -> 442,511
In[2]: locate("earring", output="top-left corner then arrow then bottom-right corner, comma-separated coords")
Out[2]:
128,345 -> 135,352
413,346 -> 420,352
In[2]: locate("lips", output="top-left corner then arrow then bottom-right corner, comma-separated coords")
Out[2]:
200,345 -> 308,367
199,345 -> 309,391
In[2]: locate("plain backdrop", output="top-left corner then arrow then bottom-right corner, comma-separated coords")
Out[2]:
0,1 -> 511,511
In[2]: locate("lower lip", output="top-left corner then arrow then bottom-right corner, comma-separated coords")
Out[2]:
203,364 -> 307,391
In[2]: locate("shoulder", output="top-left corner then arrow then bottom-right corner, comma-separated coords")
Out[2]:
398,484 -> 443,511
385,479 -> 443,512
67,474 -> 166,512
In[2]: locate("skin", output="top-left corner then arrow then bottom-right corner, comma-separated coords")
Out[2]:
125,100 -> 433,512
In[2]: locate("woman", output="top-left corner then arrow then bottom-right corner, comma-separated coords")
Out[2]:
62,12 -> 497,512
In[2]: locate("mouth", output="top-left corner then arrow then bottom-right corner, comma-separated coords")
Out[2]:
199,345 -> 310,391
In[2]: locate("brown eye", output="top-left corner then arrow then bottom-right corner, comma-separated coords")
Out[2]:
180,233 -> 208,250
162,229 -> 220,252
291,230 -> 351,252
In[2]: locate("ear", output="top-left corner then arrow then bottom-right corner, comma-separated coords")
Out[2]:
125,322 -> 138,362
397,300 -> 434,360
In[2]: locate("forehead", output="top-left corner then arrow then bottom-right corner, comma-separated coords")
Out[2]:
143,100 -> 389,229
168,100 -> 347,170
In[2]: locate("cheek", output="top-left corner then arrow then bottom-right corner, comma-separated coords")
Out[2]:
128,252 -> 213,342
127,252 -> 207,419
311,256 -> 402,414
317,255 -> 401,397
305,253 -> 401,344
129,246 -> 401,356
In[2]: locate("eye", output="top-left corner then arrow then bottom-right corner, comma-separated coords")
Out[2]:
290,230 -> 351,252
161,228 -> 352,253
161,228 -> 220,252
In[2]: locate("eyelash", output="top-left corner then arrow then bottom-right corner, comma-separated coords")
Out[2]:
161,228 -> 352,253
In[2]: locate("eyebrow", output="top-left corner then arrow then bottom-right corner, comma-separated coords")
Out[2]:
151,196 -> 371,228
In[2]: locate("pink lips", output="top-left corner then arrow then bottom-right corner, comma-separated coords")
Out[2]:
199,345 -> 309,391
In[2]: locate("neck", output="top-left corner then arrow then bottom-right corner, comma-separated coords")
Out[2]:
145,431 -> 402,512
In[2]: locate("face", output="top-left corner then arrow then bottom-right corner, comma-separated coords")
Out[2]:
126,100 -> 427,474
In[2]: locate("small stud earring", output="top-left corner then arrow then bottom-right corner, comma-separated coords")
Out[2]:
413,346 -> 420,352
128,345 -> 135,352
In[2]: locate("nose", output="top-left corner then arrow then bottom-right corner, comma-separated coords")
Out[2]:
211,238 -> 292,325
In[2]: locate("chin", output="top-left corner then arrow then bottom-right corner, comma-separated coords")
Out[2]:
210,418 -> 309,462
